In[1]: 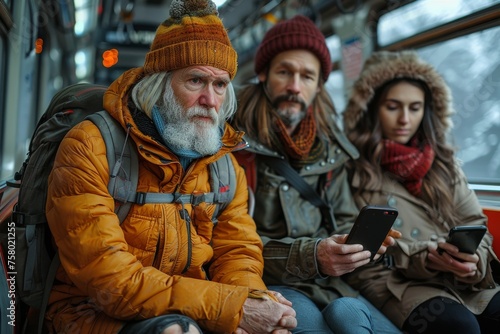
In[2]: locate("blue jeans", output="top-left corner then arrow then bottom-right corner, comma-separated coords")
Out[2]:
357,295 -> 402,334
269,285 -> 401,334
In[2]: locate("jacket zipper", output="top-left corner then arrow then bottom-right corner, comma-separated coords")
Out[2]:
175,160 -> 201,274
139,149 -> 199,275
179,207 -> 192,273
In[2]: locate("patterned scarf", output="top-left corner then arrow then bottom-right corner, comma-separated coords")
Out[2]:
381,137 -> 435,196
275,107 -> 317,161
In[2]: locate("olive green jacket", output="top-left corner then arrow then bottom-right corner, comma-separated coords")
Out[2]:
235,129 -> 361,308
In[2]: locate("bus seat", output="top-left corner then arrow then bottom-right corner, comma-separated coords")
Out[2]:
485,207 -> 500,258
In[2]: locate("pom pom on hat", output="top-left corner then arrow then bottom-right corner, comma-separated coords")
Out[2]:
254,15 -> 332,81
143,0 -> 237,79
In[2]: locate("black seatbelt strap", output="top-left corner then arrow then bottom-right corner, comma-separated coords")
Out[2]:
261,155 -> 338,231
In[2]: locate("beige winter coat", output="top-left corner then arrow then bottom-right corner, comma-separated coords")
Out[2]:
345,170 -> 500,327
343,50 -> 500,328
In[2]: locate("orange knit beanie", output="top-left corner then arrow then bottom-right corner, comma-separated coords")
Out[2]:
143,0 -> 237,79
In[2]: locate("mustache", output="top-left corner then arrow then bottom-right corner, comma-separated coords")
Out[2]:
187,107 -> 218,124
272,94 -> 307,110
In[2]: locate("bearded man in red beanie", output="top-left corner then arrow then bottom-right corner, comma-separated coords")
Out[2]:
44,1 -> 297,333
232,15 -> 401,334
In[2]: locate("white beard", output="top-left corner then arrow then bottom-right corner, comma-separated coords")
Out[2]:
156,89 -> 222,156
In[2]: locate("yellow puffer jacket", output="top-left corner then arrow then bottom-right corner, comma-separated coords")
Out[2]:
45,67 -> 267,334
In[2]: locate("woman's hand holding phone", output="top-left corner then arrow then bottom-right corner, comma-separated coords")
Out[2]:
440,225 -> 487,254
383,229 -> 402,247
427,236 -> 480,279
428,225 -> 485,278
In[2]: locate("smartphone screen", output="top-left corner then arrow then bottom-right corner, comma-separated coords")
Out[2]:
447,225 -> 487,254
345,205 -> 398,261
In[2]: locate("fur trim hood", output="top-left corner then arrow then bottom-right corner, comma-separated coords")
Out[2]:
343,50 -> 453,133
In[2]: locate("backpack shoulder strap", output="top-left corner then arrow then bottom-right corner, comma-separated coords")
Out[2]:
76,112 -> 238,225
37,253 -> 60,334
85,111 -> 139,223
209,154 -> 236,222
132,154 -> 237,222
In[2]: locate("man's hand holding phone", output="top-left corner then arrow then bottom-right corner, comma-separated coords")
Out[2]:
316,206 -> 402,277
345,206 -> 399,261
316,234 -> 372,277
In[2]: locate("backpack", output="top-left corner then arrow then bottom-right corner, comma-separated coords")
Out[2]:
4,82 -> 236,330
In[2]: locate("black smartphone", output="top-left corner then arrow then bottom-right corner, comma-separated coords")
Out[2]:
345,205 -> 398,261
446,225 -> 487,254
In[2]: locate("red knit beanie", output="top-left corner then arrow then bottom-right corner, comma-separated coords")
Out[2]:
143,0 -> 237,79
254,15 -> 332,81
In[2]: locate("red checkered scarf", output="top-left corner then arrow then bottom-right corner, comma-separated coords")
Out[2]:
275,106 -> 316,161
381,138 -> 435,196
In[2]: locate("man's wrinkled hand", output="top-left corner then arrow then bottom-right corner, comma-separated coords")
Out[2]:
236,296 -> 296,334
316,234 -> 371,277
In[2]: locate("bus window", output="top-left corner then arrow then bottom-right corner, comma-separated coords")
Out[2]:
75,47 -> 94,81
377,0 -> 500,187
417,26 -> 500,185
74,0 -> 98,37
0,0 -> 12,182
326,71 -> 346,121
0,36 -> 5,181
1,0 -> 11,11
378,0 -> 500,47
325,34 -> 347,119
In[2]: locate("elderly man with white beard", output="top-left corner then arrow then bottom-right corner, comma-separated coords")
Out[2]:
44,1 -> 297,334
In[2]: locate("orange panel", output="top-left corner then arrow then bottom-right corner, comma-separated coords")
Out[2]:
485,207 -> 500,258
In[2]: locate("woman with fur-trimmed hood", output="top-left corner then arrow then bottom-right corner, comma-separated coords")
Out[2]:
343,50 -> 500,333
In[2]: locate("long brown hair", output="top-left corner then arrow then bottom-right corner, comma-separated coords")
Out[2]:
232,80 -> 340,150
347,78 -> 460,224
